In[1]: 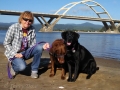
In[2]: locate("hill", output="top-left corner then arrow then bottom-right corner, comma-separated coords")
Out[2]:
54,22 -> 103,31
0,22 -> 103,31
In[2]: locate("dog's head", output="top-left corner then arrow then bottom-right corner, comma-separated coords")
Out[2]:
61,31 -> 80,46
49,39 -> 66,64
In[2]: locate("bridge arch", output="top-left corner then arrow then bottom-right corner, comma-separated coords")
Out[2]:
0,1 -> 119,32
55,0 -> 112,19
53,0 -> 117,32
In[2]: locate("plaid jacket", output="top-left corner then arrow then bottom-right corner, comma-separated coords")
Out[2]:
3,23 -> 36,60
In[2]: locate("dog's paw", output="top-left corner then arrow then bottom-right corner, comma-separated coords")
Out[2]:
49,74 -> 54,77
86,74 -> 92,79
67,78 -> 71,82
67,78 -> 75,82
61,76 -> 66,80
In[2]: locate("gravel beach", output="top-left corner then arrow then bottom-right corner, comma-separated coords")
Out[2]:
0,44 -> 120,90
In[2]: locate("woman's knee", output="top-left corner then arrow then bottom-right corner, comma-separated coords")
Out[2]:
12,58 -> 26,72
35,44 -> 43,52
18,64 -> 26,71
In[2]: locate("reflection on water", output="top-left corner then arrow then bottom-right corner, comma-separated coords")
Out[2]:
79,33 -> 120,61
1,30 -> 120,61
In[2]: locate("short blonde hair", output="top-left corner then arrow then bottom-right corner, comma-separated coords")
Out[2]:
19,11 -> 34,24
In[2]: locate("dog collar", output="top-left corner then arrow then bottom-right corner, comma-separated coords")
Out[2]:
67,48 -> 75,53
72,48 -> 75,53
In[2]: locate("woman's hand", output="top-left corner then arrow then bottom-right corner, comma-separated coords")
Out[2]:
15,53 -> 23,58
43,43 -> 50,50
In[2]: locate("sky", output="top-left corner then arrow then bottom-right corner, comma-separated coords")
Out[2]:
0,0 -> 120,25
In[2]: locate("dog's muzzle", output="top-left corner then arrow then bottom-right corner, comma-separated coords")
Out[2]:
56,54 -> 66,64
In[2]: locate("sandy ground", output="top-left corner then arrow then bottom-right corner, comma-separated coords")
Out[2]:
0,45 -> 120,90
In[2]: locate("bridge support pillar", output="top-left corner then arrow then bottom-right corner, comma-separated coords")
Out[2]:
40,25 -> 53,32
116,23 -> 120,33
35,16 -> 61,32
112,28 -> 119,33
102,21 -> 119,33
110,21 -> 119,33
102,21 -> 111,32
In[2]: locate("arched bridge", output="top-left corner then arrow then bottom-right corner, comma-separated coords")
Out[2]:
0,0 -> 120,32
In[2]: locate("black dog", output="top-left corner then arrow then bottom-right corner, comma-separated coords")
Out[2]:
61,31 -> 99,82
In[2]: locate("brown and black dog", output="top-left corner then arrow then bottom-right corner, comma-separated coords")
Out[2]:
49,39 -> 67,80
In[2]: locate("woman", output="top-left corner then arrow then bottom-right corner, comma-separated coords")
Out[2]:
3,11 -> 50,79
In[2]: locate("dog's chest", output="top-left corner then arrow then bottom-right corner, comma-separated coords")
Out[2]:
66,49 -> 76,58
66,47 -> 80,60
67,47 -> 76,53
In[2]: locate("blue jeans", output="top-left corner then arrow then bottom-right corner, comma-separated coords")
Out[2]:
11,44 -> 43,72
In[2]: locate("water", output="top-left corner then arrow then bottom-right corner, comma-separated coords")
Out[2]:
1,30 -> 120,61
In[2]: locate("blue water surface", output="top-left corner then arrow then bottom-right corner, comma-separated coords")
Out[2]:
1,30 -> 120,61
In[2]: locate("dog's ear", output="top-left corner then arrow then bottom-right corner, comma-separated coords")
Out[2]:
61,31 -> 66,39
49,46 -> 53,53
75,32 -> 80,40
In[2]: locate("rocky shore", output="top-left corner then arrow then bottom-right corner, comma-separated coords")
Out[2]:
0,44 -> 120,90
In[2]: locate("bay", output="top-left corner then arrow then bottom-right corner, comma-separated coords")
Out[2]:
1,30 -> 120,61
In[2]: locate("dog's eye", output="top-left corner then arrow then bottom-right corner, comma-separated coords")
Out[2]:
56,55 -> 64,57
67,33 -> 73,38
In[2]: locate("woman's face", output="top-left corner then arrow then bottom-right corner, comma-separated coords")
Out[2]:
21,17 -> 33,29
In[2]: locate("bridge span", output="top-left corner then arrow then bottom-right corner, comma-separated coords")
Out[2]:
0,0 -> 120,32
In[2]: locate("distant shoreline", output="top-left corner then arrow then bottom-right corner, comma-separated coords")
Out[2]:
1,30 -> 120,34
39,31 -> 120,34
